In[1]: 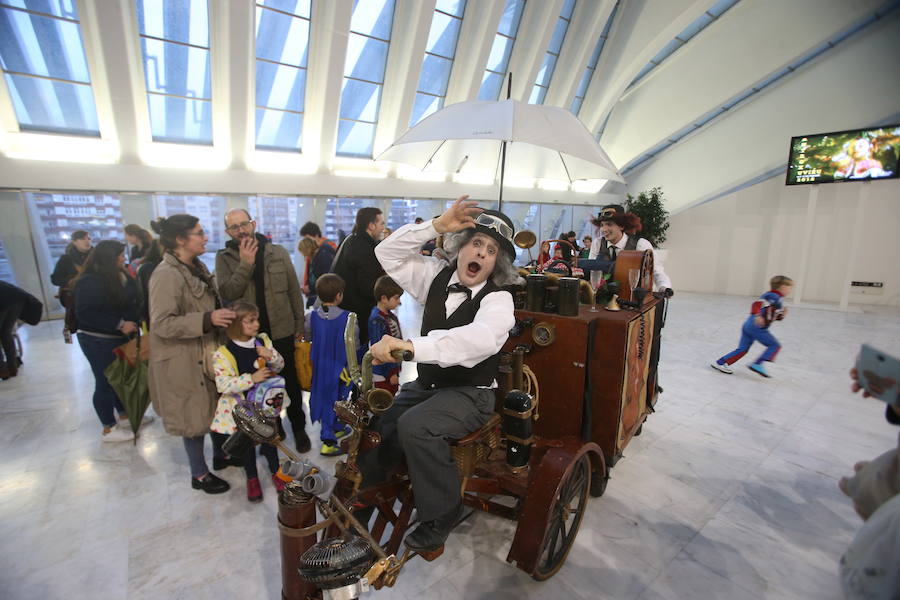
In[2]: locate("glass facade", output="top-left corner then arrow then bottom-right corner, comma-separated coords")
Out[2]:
153,194 -> 225,270
336,0 -> 396,158
136,0 -> 213,144
477,0 -> 525,101
254,0 -> 311,151
409,0 -> 466,127
528,0 -> 574,105
0,1 -> 100,135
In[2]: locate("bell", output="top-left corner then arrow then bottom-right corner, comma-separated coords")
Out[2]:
604,293 -> 621,311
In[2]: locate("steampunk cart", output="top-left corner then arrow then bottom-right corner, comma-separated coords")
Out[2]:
256,247 -> 664,600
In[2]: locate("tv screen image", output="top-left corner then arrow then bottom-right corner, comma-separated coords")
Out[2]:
786,125 -> 899,185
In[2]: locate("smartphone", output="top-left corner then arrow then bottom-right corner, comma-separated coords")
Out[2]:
857,344 -> 900,405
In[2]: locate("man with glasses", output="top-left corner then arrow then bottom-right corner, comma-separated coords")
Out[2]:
215,209 -> 311,453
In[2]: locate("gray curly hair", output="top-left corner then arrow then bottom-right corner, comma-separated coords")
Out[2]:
439,229 -> 524,288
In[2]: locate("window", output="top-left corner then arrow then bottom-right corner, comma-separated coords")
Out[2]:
153,194 -> 225,271
255,0 -> 311,151
324,197 -> 381,242
570,1 -> 618,115
409,0 -> 466,127
0,1 -> 100,135
0,235 -> 14,284
26,192 -> 123,310
528,0 -> 574,105
477,0 -> 525,101
336,0 -> 396,158
249,195 -> 316,269
136,0 -> 213,144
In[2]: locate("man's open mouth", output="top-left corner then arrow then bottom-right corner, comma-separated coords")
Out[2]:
466,261 -> 481,276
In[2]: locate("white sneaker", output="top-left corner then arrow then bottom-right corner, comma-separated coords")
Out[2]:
710,362 -> 734,374
102,424 -> 135,443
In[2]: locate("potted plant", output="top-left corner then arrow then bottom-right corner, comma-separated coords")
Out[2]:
626,187 -> 670,248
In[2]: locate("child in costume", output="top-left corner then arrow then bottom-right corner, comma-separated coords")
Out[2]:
309,274 -> 356,456
211,301 -> 285,502
368,275 -> 404,397
711,275 -> 793,378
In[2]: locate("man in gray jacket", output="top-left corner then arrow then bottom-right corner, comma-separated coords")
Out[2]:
215,209 -> 311,453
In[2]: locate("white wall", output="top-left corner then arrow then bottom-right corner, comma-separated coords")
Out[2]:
663,176 -> 900,306
625,10 -> 900,214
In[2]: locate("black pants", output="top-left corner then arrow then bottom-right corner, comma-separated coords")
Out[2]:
272,336 -> 307,433
0,300 -> 22,368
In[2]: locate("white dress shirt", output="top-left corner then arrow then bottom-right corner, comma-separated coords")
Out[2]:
375,220 -> 515,369
588,231 -> 672,291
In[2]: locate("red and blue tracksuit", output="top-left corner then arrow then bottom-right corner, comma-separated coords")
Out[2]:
716,290 -> 785,366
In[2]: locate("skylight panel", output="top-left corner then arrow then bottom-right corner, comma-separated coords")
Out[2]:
135,0 -> 213,144
255,0 -> 311,151
0,0 -> 100,135
409,0 -> 466,127
528,0 -> 574,104
570,0 -> 618,115
336,0 -> 395,158
478,0 -> 524,101
627,0 -> 740,90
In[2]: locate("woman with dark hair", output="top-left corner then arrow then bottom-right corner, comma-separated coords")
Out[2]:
135,239 -> 163,327
51,229 -> 92,307
148,214 -> 237,494
124,224 -> 154,264
73,240 -> 142,442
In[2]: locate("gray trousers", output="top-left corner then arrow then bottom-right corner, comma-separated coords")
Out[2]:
359,380 -> 495,522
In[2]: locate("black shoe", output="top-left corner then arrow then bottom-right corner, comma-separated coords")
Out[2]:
404,503 -> 468,553
212,455 -> 243,470
191,473 -> 230,494
295,430 -> 312,454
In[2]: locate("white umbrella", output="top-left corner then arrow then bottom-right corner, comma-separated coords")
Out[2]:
377,99 -> 624,207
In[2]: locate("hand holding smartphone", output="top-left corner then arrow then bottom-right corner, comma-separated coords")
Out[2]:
855,344 -> 900,405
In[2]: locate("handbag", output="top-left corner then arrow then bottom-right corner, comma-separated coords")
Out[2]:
113,330 -> 151,367
294,338 -> 312,391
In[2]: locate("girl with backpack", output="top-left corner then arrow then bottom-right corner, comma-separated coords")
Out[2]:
210,300 -> 286,502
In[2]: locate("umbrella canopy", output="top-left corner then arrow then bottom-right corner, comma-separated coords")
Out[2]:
104,333 -> 151,444
377,99 -> 624,185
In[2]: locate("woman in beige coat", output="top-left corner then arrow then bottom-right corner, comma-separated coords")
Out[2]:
148,214 -> 236,494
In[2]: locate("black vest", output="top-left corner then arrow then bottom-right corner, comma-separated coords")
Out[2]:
598,234 -> 639,261
417,267 -> 507,388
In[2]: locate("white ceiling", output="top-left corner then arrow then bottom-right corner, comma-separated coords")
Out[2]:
0,0 -> 898,212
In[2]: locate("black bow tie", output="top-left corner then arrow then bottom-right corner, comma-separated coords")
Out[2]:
447,283 -> 472,299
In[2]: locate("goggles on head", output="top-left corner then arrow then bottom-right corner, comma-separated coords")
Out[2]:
599,207 -> 620,219
474,212 -> 513,242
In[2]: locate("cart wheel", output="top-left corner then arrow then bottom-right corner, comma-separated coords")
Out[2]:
531,454 -> 591,581
590,468 -> 608,498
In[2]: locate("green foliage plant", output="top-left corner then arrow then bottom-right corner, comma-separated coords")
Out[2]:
626,187 -> 670,248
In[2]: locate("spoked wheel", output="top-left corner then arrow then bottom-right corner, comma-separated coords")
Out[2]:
531,454 -> 591,580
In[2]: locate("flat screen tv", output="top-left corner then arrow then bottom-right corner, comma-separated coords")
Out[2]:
785,124 -> 899,185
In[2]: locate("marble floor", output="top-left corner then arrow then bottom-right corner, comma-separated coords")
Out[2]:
1,292 -> 898,600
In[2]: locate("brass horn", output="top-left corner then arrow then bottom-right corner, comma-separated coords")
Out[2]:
514,230 -> 537,266
513,229 -> 536,249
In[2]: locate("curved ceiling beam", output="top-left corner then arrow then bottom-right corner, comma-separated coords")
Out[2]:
444,0 -> 505,104
543,0 -> 616,110
604,0 -> 887,169
373,0 -> 435,158
579,0 -> 713,134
